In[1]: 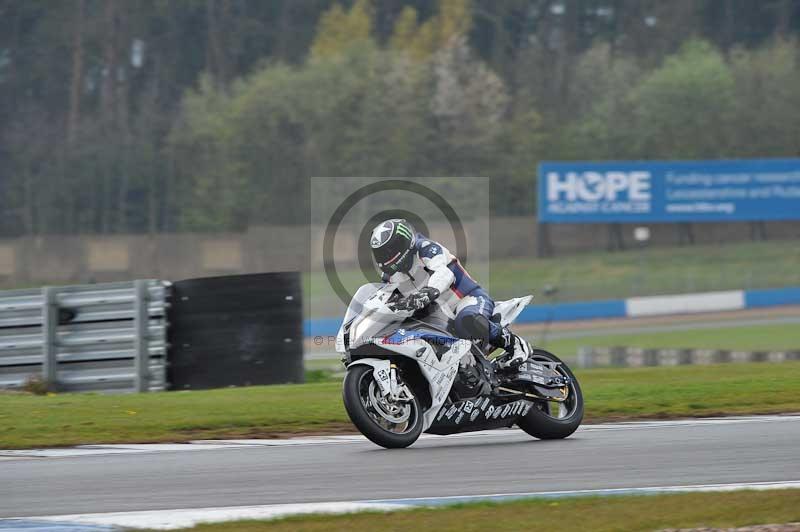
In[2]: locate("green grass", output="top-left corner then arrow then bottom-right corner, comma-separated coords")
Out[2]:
488,238 -> 800,302
305,239 -> 800,316
0,382 -> 347,449
577,361 -> 800,420
540,322 -> 800,360
147,490 -> 800,532
302,322 -> 800,369
2,361 -> 800,449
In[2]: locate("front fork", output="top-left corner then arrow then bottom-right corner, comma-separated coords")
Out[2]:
356,358 -> 414,402
388,363 -> 415,402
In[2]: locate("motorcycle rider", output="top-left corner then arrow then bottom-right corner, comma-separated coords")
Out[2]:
369,218 -> 531,368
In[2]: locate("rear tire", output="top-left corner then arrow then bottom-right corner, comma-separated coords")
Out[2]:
516,350 -> 583,440
343,364 -> 423,449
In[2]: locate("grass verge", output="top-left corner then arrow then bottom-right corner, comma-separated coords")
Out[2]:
304,320 -> 800,372
304,239 -> 800,316
540,322 -> 800,361
147,489 -> 800,532
2,361 -> 799,449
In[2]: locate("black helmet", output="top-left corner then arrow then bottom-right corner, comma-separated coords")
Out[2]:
370,219 -> 416,275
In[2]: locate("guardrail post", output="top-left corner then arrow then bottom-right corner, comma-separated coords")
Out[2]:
577,346 -> 594,368
610,346 -> 627,367
134,280 -> 149,392
42,286 -> 58,386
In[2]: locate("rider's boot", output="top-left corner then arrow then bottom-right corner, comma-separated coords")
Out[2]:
491,327 -> 531,369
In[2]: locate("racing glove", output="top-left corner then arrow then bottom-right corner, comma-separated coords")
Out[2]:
404,287 -> 440,310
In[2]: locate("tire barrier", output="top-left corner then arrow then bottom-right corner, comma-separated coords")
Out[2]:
577,346 -> 800,368
167,272 -> 303,390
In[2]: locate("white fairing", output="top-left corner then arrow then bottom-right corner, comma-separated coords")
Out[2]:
337,284 -> 533,431
349,358 -> 393,396
335,283 -> 402,353
494,295 -> 533,327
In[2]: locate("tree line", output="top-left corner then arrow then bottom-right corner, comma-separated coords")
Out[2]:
0,0 -> 798,235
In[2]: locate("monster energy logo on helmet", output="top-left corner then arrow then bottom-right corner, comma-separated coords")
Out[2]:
395,222 -> 413,240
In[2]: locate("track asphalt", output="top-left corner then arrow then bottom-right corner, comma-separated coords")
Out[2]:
2,415 -> 799,524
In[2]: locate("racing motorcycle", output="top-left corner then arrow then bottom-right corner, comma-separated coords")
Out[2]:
336,283 -> 584,449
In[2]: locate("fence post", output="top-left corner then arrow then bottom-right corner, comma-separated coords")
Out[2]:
134,280 -> 150,392
577,346 -> 594,368
536,222 -> 552,257
42,286 -> 58,386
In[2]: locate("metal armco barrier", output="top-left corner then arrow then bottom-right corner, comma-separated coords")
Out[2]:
577,346 -> 800,368
0,280 -> 169,393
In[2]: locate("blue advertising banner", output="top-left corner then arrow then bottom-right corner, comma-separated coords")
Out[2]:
538,159 -> 800,223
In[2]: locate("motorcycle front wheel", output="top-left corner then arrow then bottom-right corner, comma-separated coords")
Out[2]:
342,364 -> 423,449
516,349 -> 584,440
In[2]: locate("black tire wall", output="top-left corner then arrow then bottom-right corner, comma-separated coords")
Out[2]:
167,272 -> 303,390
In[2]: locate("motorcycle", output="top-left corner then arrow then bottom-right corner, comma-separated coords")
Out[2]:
335,283 -> 584,448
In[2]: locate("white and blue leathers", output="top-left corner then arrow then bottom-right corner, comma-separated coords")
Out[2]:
381,234 -> 504,344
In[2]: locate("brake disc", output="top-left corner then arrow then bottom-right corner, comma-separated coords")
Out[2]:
368,380 -> 411,424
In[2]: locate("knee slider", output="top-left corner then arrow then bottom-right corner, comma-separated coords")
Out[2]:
457,313 -> 491,341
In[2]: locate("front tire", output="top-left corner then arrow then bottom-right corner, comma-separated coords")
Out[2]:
516,349 -> 584,440
343,364 -> 423,449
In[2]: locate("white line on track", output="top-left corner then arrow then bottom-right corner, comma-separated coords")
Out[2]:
1,414 -> 798,459
5,480 -> 800,531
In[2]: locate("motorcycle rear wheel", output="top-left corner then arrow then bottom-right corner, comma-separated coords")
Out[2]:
343,364 -> 423,449
516,349 -> 584,440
